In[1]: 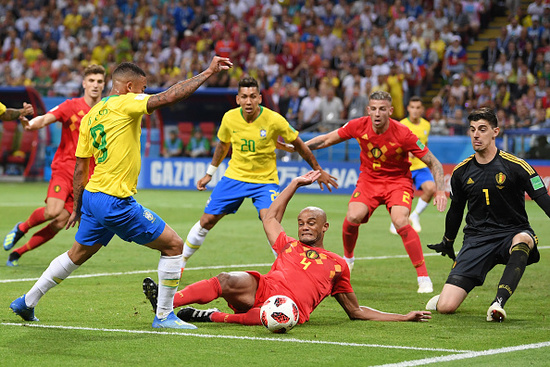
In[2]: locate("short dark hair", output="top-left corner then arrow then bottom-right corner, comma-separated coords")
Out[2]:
369,90 -> 392,103
468,107 -> 498,128
83,64 -> 106,78
238,76 -> 259,91
409,96 -> 423,104
112,62 -> 146,80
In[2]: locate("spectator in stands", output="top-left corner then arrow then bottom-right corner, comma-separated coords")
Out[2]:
442,36 -> 467,81
345,84 -> 369,120
319,86 -> 344,131
163,130 -> 184,158
481,38 -> 501,71
186,129 -> 211,158
298,86 -> 321,131
279,82 -> 301,129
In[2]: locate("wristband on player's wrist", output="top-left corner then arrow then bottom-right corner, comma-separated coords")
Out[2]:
206,164 -> 217,176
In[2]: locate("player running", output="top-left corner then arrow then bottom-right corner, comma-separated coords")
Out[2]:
181,76 -> 337,268
304,91 -> 447,293
390,96 -> 436,234
3,65 -> 105,266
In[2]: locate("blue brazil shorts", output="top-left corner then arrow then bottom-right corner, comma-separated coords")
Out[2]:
412,167 -> 434,191
205,177 -> 279,217
76,190 -> 166,246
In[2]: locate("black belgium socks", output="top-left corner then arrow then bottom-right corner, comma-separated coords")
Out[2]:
493,242 -> 530,307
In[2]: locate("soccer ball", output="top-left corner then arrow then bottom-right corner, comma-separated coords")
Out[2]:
260,295 -> 299,333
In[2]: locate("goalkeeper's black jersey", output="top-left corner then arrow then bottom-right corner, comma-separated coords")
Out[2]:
449,149 -> 547,236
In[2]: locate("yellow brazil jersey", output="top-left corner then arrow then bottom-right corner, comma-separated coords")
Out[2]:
400,117 -> 431,171
0,102 -> 6,116
76,93 -> 150,198
218,106 -> 299,184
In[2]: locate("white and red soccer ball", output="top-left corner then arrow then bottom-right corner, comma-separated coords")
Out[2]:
260,295 -> 299,333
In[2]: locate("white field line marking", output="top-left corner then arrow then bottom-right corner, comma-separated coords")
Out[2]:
0,322 -> 470,353
371,341 -> 550,367
1,246 -> 549,284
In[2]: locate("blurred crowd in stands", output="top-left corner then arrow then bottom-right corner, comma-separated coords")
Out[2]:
3,0 -> 550,143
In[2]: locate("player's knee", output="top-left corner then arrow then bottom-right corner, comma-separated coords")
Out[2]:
512,233 -> 534,249
346,213 -> 364,224
436,299 -> 458,314
44,206 -> 63,220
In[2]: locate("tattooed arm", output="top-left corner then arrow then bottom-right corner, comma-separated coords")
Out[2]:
146,56 -> 232,113
66,157 -> 90,229
0,102 -> 34,121
419,150 -> 447,212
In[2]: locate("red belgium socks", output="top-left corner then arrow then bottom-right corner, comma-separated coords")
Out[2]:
397,224 -> 428,276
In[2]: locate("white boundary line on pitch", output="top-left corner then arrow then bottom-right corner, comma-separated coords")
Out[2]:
0,322 -> 470,353
1,246 -> 549,284
371,341 -> 550,366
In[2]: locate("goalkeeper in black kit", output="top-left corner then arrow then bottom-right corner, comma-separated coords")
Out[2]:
425,107 -> 550,322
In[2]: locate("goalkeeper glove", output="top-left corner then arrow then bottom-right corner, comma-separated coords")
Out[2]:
427,237 -> 456,261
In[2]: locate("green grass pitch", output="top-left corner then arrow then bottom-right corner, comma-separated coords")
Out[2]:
0,182 -> 548,366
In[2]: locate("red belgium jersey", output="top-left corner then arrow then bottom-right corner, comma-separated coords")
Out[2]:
48,97 -> 94,175
338,116 -> 429,180
267,232 -> 353,323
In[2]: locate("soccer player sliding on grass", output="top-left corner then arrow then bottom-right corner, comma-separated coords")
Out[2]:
426,108 -> 548,322
143,171 -> 431,326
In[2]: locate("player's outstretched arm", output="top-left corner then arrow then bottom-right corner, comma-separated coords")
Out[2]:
263,170 -> 321,246
419,150 -> 447,212
334,292 -> 431,322
304,130 -> 346,151
20,112 -> 57,131
291,137 -> 338,192
197,141 -> 231,191
0,102 -> 34,121
67,157 -> 90,229
147,56 -> 232,113
427,198 -> 464,260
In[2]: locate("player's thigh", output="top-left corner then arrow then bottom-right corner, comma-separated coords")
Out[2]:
437,283 -> 468,314
218,271 -> 259,310
346,201 -> 370,223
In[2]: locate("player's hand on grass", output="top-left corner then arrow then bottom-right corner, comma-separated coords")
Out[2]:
316,169 -> 338,192
406,311 -> 432,322
427,237 -> 456,260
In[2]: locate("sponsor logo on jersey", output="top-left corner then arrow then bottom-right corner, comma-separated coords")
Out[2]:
416,139 -> 426,150
467,178 -> 474,184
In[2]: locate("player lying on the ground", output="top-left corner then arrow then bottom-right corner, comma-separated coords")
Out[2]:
143,170 -> 431,325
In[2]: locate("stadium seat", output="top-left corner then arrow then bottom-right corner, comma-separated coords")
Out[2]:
0,121 -> 18,164
178,121 -> 194,147
7,129 -> 38,166
199,121 -> 216,140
